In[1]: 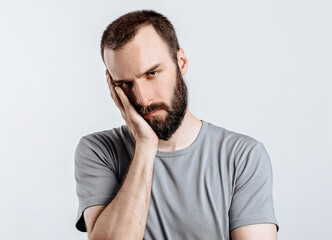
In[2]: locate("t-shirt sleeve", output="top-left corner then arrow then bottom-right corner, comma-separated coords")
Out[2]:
229,141 -> 279,232
74,136 -> 120,232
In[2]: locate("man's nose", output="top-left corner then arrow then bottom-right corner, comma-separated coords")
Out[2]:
133,81 -> 152,106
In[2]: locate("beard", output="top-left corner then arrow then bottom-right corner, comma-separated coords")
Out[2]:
134,65 -> 188,141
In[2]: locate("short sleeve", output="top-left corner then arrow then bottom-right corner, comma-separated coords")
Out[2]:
74,136 -> 120,232
229,141 -> 279,232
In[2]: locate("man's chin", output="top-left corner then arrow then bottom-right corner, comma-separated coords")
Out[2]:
148,115 -> 184,141
146,116 -> 166,128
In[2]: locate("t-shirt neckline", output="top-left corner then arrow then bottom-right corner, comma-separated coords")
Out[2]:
155,120 -> 207,158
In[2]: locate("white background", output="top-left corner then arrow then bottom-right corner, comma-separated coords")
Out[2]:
0,0 -> 331,239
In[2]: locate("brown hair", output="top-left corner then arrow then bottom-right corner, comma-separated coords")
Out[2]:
100,9 -> 180,64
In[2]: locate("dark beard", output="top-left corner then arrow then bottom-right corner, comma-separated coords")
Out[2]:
134,66 -> 188,141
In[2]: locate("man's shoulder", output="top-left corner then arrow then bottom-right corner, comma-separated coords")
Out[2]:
74,125 -> 135,172
77,124 -> 133,151
203,120 -> 261,150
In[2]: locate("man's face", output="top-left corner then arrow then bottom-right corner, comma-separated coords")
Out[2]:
104,25 -> 188,141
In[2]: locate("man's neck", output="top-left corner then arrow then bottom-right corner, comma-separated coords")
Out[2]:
157,109 -> 202,152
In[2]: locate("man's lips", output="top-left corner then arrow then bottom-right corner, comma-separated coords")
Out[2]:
142,109 -> 162,119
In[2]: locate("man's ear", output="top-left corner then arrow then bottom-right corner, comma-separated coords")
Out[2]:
177,48 -> 188,75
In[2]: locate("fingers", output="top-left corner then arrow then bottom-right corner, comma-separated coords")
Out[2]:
104,71 -> 157,144
106,69 -> 124,110
105,69 -> 137,120
114,86 -> 136,115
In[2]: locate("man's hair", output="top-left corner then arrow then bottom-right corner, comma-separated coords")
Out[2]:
100,9 -> 180,64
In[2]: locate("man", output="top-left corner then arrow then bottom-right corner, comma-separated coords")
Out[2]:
74,10 -> 279,240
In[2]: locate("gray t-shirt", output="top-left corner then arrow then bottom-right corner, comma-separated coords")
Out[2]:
74,120 -> 279,239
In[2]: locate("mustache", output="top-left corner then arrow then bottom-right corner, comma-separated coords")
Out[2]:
135,102 -> 171,115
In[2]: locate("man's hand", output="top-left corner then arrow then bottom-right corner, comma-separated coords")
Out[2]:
106,69 -> 158,147
83,71 -> 159,240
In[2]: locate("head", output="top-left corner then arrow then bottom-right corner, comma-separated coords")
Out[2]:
101,10 -> 189,141
101,9 -> 180,65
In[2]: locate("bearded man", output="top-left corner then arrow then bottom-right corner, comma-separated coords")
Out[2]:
74,9 -> 279,240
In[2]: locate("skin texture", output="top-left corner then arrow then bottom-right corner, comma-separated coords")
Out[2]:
231,223 -> 278,240
83,25 -> 278,239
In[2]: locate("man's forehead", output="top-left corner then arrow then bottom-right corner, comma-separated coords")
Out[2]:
104,26 -> 173,79
104,50 -> 166,80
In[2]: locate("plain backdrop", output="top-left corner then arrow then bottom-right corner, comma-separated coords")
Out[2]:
0,0 -> 331,239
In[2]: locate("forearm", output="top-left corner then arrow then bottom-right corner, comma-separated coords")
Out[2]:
90,143 -> 157,240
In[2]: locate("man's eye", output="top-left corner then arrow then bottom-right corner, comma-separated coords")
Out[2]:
149,71 -> 158,76
116,82 -> 131,88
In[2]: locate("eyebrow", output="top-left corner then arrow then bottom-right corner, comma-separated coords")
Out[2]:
112,63 -> 161,84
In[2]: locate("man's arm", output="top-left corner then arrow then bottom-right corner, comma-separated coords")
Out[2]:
85,144 -> 156,240
83,70 -> 159,240
231,223 -> 278,240
229,140 -> 279,238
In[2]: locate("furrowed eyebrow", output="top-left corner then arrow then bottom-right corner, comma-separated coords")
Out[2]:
142,63 -> 161,76
112,63 -> 161,83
